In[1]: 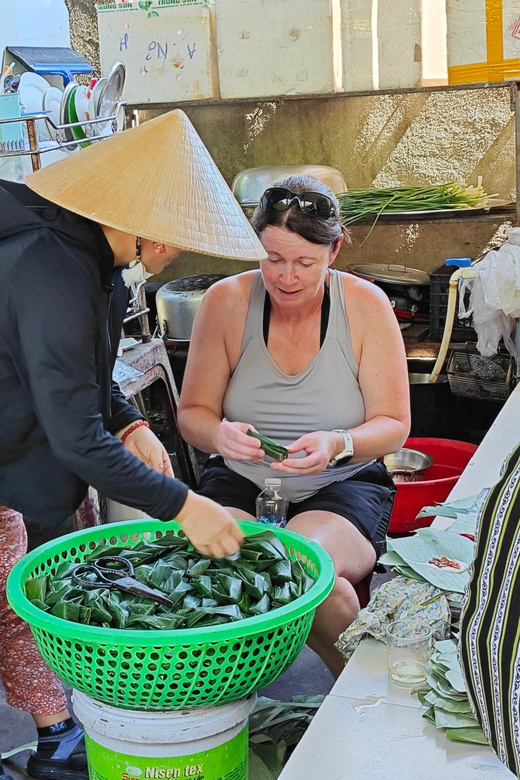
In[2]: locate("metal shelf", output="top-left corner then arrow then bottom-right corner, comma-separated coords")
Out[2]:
352,206 -> 516,227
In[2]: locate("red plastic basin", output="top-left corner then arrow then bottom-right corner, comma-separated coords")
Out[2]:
388,437 -> 477,534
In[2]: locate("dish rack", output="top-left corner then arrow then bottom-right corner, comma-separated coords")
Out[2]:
0,106 -> 127,171
446,343 -> 515,402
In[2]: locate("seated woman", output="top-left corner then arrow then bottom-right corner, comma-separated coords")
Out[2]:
178,175 -> 410,677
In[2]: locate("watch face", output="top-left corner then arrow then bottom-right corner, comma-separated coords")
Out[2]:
334,453 -> 353,467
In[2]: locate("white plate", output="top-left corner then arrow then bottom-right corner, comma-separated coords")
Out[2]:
97,97 -> 125,138
74,85 -> 90,125
86,78 -> 106,136
18,72 -> 50,140
42,86 -> 62,141
59,81 -> 78,149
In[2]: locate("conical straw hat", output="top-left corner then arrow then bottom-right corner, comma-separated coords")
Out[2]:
25,109 -> 266,261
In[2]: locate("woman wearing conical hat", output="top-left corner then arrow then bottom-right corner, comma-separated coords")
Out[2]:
0,110 -> 266,780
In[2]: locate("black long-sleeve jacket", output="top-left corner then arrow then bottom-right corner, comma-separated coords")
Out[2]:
0,181 -> 188,526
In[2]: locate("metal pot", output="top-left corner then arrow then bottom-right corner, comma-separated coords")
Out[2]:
156,274 -> 227,341
348,263 -> 430,322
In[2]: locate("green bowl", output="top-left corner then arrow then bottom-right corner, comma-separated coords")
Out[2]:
7,520 -> 334,710
67,87 -> 90,148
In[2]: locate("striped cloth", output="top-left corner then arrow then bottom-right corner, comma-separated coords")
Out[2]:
460,442 -> 520,776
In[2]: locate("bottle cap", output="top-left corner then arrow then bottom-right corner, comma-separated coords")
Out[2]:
445,257 -> 472,267
264,478 -> 281,487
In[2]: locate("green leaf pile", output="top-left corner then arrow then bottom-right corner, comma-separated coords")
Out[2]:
26,530 -> 315,630
413,638 -> 487,745
249,696 -> 324,779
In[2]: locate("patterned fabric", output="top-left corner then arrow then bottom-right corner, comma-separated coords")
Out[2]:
460,442 -> 520,776
0,506 -> 67,714
336,575 -> 450,662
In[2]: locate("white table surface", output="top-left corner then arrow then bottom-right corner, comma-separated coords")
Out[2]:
280,384 -> 520,779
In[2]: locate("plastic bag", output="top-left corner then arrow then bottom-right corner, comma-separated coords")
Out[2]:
462,229 -> 520,358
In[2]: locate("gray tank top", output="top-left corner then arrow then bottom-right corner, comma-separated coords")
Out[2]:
223,269 -> 373,502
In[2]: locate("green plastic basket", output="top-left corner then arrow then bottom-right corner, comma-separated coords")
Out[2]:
7,520 -> 334,711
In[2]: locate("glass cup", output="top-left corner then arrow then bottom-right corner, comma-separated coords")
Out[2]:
386,620 -> 432,687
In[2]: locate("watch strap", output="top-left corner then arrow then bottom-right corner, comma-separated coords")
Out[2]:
329,429 -> 354,467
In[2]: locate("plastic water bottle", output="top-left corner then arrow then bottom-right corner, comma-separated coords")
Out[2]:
256,478 -> 288,528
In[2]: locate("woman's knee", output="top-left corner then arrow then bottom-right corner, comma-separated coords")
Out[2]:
287,510 -> 376,582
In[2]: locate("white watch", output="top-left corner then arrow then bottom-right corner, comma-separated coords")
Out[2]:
329,429 -> 354,467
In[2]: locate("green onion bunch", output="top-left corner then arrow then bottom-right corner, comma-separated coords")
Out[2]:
337,179 -> 498,228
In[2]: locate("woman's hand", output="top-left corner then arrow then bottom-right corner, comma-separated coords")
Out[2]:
270,431 -> 343,476
117,423 -> 174,477
176,491 -> 244,558
215,421 -> 264,462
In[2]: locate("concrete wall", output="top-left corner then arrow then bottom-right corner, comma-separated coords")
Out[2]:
67,1 -> 516,283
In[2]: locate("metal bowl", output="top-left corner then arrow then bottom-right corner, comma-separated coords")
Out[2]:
383,447 -> 434,475
232,165 -> 348,207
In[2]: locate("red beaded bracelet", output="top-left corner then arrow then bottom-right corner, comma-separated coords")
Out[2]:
120,420 -> 150,444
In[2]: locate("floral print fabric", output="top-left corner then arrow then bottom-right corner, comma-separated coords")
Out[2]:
0,506 -> 66,714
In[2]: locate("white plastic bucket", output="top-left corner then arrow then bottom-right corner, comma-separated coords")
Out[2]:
73,690 -> 256,780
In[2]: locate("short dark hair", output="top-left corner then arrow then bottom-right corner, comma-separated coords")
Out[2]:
251,174 -> 351,247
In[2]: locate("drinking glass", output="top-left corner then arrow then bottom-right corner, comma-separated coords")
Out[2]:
386,620 -> 432,687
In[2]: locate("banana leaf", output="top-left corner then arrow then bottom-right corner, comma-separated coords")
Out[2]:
30,528 -> 316,630
127,614 -> 185,630
249,696 -> 324,777
240,571 -> 271,599
24,575 -> 50,602
185,605 -> 244,628
105,599 -> 130,629
146,560 -> 172,589
273,583 -> 292,606
238,591 -> 252,613
161,569 -> 183,593
165,581 -> 193,609
249,594 -> 272,615
163,553 -> 189,573
183,594 -> 202,610
445,727 -> 488,745
270,560 -> 293,584
434,709 -> 480,730
187,558 -> 211,576
241,539 -> 285,563
54,561 -> 80,579
424,690 -> 473,714
31,598 -> 50,612
120,598 -> 156,616
290,560 -> 315,595
190,575 -> 213,598
84,590 -> 113,625
248,750 -> 276,780
51,601 -> 91,624
46,585 -> 84,606
211,573 -> 243,604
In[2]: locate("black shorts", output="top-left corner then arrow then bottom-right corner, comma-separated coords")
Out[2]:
197,457 -> 396,555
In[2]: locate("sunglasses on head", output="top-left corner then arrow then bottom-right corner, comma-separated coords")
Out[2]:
260,187 -> 337,219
